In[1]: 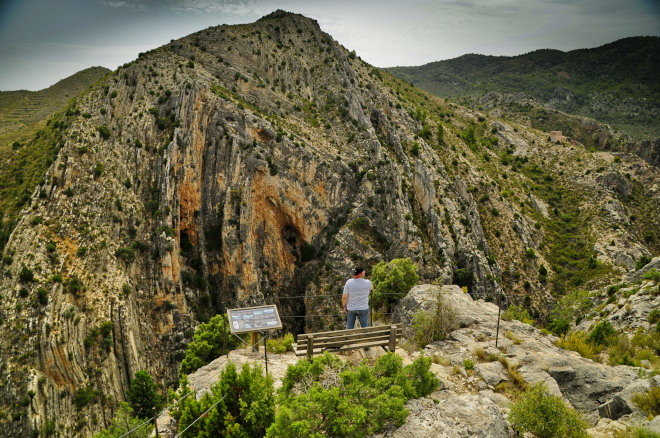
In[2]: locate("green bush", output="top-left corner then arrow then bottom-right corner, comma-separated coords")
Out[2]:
587,321 -> 616,346
110,90 -> 118,98
127,371 -> 162,420
632,386 -> 660,417
501,305 -> 533,325
94,163 -> 104,178
91,402 -> 153,438
649,309 -> 660,324
452,268 -> 474,292
266,333 -> 295,353
175,362 -> 274,437
547,317 -> 570,336
115,247 -> 136,262
97,126 -> 111,139
509,382 -> 589,438
300,242 -> 316,262
179,314 -> 240,376
637,256 -> 653,270
643,269 -> 660,283
18,265 -> 34,282
372,258 -> 419,311
36,287 -> 48,305
266,353 -> 437,437
628,427 -> 660,438
463,359 -> 475,370
413,290 -> 457,348
75,386 -> 98,408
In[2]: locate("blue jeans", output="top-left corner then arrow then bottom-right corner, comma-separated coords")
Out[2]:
346,309 -> 369,329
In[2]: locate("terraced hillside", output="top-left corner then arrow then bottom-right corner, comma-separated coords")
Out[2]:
0,67 -> 110,252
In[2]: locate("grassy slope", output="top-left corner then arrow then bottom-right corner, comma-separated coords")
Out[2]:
384,37 -> 660,141
0,66 -> 110,250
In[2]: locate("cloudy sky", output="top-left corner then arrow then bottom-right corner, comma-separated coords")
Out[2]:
0,0 -> 658,91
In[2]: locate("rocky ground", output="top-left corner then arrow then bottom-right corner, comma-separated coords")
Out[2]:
153,285 -> 660,437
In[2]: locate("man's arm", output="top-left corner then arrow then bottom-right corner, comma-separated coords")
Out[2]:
342,282 -> 349,313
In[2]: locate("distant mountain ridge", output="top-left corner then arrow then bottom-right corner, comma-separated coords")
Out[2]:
384,37 -> 660,141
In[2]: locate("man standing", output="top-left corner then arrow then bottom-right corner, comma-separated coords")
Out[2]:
342,266 -> 373,329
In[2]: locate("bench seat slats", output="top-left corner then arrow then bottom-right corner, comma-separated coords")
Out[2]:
294,331 -> 402,351
293,339 -> 397,356
297,324 -> 402,340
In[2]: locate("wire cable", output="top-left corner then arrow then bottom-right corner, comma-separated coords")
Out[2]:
175,393 -> 229,438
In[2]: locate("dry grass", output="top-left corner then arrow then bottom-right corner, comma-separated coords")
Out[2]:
432,354 -> 451,366
505,330 -> 523,345
471,345 -> 488,362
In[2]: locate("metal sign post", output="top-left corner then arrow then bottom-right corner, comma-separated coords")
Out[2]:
496,291 -> 504,348
226,305 -> 283,375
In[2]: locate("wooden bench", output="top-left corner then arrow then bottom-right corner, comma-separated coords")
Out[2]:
293,324 -> 403,359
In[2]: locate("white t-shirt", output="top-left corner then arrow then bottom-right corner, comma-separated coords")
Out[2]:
343,278 -> 372,311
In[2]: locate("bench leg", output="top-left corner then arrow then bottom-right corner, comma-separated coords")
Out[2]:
307,335 -> 314,360
389,326 -> 396,353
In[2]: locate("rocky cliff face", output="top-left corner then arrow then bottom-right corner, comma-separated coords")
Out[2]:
0,11 -> 659,437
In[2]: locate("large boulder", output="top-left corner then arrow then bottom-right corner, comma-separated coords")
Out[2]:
372,393 -> 513,438
596,172 -> 633,197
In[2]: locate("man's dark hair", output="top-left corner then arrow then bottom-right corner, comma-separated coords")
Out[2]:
353,266 -> 364,276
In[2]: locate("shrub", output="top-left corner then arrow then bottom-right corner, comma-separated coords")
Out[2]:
127,371 -> 162,420
413,290 -> 457,348
452,268 -> 474,292
2,256 -> 13,265
175,362 -> 274,437
556,331 -> 598,360
36,288 -> 48,305
643,269 -> 660,283
90,402 -> 152,438
75,386 -> 98,408
93,163 -> 104,177
266,333 -> 295,353
115,247 -> 136,262
509,382 -> 589,438
18,265 -> 34,282
633,386 -> 660,417
501,305 -> 533,325
587,321 -> 616,346
637,256 -> 652,270
463,359 -> 475,370
266,353 -> 437,437
110,90 -> 118,98
65,275 -> 84,295
97,126 -> 111,139
372,258 -> 419,311
547,317 -> 570,336
300,242 -> 316,262
179,314 -> 240,375
628,427 -> 660,438
187,61 -> 194,68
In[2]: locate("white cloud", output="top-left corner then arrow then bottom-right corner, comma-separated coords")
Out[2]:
101,1 -> 146,10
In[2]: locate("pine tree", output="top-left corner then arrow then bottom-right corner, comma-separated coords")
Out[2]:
127,371 -> 162,420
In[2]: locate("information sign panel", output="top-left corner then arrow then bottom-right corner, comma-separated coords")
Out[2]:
227,305 -> 283,334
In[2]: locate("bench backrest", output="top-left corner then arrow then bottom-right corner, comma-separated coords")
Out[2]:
295,324 -> 403,358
